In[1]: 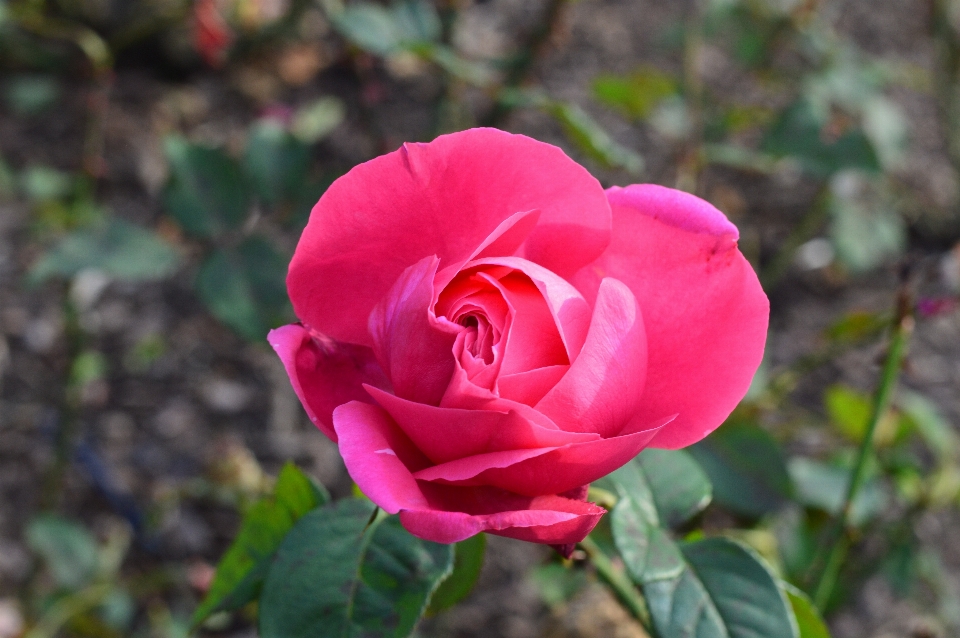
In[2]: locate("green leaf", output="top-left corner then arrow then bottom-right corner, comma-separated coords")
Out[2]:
543,101 -> 644,174
827,173 -> 905,273
28,217 -> 181,284
334,3 -> 403,55
195,237 -> 291,340
637,448 -> 712,527
20,165 -> 73,201
4,74 -> 60,115
611,495 -> 685,584
259,499 -> 454,638
291,97 -> 346,144
192,463 -> 328,625
593,67 -> 678,120
163,136 -> 251,238
898,390 -> 959,461
426,533 -> 485,615
26,515 -> 99,589
644,537 -> 799,638
787,457 -> 887,526
245,120 -> 310,207
390,0 -> 441,43
689,421 -> 792,518
824,384 -> 872,442
782,583 -> 832,638
762,100 -> 880,176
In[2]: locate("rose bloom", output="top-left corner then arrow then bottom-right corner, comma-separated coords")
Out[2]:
269,128 -> 768,552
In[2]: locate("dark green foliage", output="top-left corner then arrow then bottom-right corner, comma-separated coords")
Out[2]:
192,464 -> 329,625
258,499 -> 454,638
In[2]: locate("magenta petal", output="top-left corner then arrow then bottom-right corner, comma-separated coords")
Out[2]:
467,256 -> 591,363
288,128 -> 610,346
574,185 -> 769,449
414,425 -> 664,497
268,324 -> 388,442
332,401 -> 431,513
535,278 -> 647,438
399,486 -> 605,545
369,256 -> 460,406
498,365 -> 569,406
366,385 -> 599,464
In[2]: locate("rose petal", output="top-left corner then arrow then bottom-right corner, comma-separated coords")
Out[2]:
535,278 -> 647,438
332,401 -> 431,513
400,485 -> 605,545
288,128 -> 610,346
497,365 -> 569,406
466,257 -> 591,363
369,256 -> 460,405
366,385 -> 600,464
268,324 -> 388,441
413,424 -> 664,497
573,185 -> 769,448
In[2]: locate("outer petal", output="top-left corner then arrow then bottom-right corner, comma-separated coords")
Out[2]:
335,401 -> 604,546
268,324 -> 388,441
573,184 -> 769,449
400,486 -> 605,545
366,385 -> 599,464
369,256 -> 460,406
332,401 -> 431,513
535,278 -> 647,438
413,424 -> 665,497
288,128 -> 611,346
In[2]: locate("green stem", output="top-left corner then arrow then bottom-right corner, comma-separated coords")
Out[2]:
579,536 -> 654,635
810,287 -> 914,609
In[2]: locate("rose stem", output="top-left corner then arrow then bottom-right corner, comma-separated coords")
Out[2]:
809,267 -> 915,610
578,536 -> 654,635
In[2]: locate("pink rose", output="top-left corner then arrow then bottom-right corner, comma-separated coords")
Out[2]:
269,128 -> 768,550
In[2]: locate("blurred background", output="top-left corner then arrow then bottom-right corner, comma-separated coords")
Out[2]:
1,0 -> 960,636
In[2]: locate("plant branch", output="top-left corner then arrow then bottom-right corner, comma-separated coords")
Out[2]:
579,536 -> 654,635
809,272 -> 915,609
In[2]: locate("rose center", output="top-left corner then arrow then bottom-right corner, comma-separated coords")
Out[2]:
457,313 -> 495,365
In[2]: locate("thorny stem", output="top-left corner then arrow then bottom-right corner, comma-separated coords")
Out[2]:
809,271 -> 915,610
579,536 -> 655,635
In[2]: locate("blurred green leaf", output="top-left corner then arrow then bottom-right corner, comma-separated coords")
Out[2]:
544,100 -> 644,174
391,0 -> 441,43
827,173 -> 905,273
193,463 -> 328,625
4,74 -> 60,115
291,97 -> 345,144
334,3 -> 401,54
824,384 -> 872,442
29,217 -> 181,284
636,536 -> 799,638
0,153 -> 16,199
593,67 -> 678,120
762,100 -> 880,176
825,311 -> 888,344
898,391 -> 959,462
787,457 -> 888,526
21,165 -> 72,201
637,448 -> 712,528
259,499 -> 454,638
418,44 -> 496,86
195,236 -> 291,340
163,136 -> 251,238
27,515 -> 99,589
245,120 -> 310,207
427,533 -> 485,615
782,583 -> 832,638
530,562 -> 588,608
689,421 -> 792,518
70,350 -> 107,387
